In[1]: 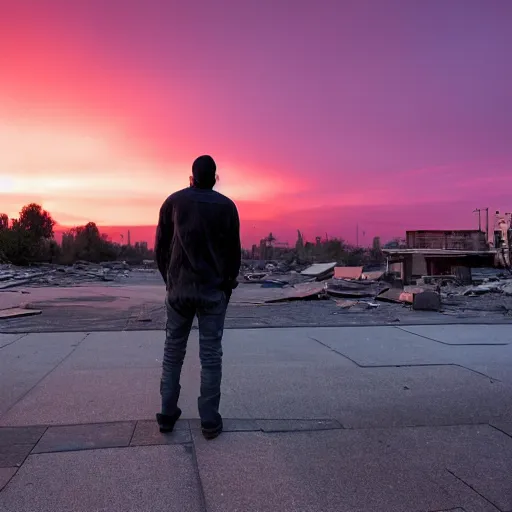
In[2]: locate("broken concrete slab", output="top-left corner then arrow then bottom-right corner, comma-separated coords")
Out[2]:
361,270 -> 384,280
334,266 -> 363,280
413,291 -> 441,311
265,283 -> 326,303
463,282 -> 504,295
326,285 -> 377,299
335,299 -> 358,309
300,262 -> 336,280
0,308 -> 41,320
376,288 -> 413,304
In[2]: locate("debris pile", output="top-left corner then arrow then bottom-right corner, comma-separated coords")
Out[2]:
0,262 -> 133,289
241,261 -> 512,315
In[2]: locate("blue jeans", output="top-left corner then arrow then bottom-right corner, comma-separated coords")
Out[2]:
160,292 -> 227,425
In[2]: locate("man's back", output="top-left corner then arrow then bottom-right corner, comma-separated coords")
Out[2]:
155,186 -> 241,300
156,155 -> 238,440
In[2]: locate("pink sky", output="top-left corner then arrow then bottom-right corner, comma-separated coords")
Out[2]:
1,0 -> 511,247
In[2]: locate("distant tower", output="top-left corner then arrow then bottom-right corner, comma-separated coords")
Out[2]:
127,230 -> 131,246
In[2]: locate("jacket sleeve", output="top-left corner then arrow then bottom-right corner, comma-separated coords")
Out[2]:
227,202 -> 242,282
154,198 -> 173,285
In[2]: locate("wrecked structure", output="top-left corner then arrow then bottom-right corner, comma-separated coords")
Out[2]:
383,230 -> 505,285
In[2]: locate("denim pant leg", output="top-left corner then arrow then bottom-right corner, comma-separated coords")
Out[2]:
161,298 -> 194,416
196,294 -> 228,425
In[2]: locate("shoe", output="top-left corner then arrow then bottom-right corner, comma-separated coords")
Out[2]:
201,419 -> 223,440
156,408 -> 182,433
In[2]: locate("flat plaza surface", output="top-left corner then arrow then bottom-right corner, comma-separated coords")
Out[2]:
0,324 -> 511,511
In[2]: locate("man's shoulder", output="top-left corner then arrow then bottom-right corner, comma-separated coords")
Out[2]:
209,189 -> 236,207
160,188 -> 188,207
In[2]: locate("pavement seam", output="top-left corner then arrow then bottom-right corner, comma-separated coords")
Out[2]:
0,426 -> 48,493
395,326 -> 509,347
0,332 -> 91,422
309,335 -> 502,382
189,434 -> 209,512
0,333 -> 29,351
488,423 -> 512,441
127,421 -> 138,447
308,336 -> 361,366
5,319 -> 512,334
446,469 -> 502,511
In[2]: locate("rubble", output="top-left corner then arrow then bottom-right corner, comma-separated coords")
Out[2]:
301,263 -> 337,280
334,266 -> 363,280
265,283 -> 327,303
413,291 -> 441,311
376,289 -> 414,304
0,262 -> 133,289
0,307 -> 42,319
362,270 -> 385,281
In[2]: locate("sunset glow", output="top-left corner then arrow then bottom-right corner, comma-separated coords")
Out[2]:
1,0 -> 511,246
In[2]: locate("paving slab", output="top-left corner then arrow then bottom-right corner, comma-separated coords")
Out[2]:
377,424 -> 512,512
60,330 -> 166,370
0,362 -> 248,426
0,444 -> 32,468
192,429 -> 462,512
224,363 -> 511,427
0,427 -> 46,446
0,333 -> 86,417
0,445 -> 202,512
0,468 -> 16,492
0,368 -> 160,426
32,422 -> 135,454
400,324 -> 512,345
307,326 -> 455,366
131,420 -> 191,446
222,328 -> 352,366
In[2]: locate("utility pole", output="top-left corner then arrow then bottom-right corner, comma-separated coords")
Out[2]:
356,224 -> 359,247
473,209 -> 481,232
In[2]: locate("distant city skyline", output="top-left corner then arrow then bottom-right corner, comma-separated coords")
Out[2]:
1,1 -> 511,246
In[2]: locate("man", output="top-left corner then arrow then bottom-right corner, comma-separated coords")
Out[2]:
155,155 -> 241,440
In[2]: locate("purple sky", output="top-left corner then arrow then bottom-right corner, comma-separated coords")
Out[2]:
1,0 -> 511,245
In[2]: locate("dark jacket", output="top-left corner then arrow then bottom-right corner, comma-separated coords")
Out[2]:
155,186 -> 241,300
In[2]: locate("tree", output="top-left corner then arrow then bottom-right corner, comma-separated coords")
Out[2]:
18,203 -> 55,239
0,214 -> 8,230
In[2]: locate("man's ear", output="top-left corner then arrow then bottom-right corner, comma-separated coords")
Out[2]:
189,176 -> 194,187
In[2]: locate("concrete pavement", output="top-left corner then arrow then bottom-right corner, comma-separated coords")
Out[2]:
0,325 -> 511,511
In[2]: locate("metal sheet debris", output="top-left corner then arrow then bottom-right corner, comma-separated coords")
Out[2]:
334,266 -> 363,280
335,299 -> 358,309
0,307 -> 42,319
300,263 -> 337,280
362,271 -> 384,281
265,283 -> 327,303
376,288 -> 414,304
